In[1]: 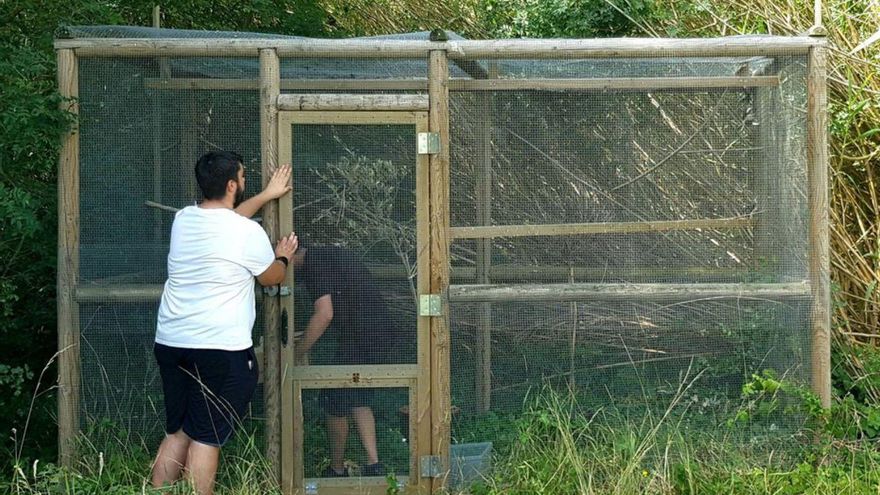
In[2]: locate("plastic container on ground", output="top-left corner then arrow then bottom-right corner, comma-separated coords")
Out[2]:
449,441 -> 492,491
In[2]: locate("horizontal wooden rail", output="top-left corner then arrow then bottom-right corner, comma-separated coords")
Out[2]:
56,36 -> 821,58
145,76 -> 778,92
450,216 -> 753,239
145,77 -> 429,91
453,76 -> 779,91
448,281 -> 811,303
276,93 -> 428,111
76,284 -> 164,303
290,364 -> 419,384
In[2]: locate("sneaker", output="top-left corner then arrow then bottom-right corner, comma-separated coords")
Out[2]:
362,462 -> 386,477
322,466 -> 348,477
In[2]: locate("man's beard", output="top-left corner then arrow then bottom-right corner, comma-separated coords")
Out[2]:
233,183 -> 245,208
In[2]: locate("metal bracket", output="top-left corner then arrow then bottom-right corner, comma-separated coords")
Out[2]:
417,132 -> 440,154
419,294 -> 442,316
262,286 -> 291,297
420,455 -> 444,478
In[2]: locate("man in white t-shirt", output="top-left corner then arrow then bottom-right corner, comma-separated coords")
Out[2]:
150,150 -> 298,495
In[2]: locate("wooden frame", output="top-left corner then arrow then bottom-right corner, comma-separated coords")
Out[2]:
277,109 -> 432,494
57,32 -> 833,482
57,48 -> 80,468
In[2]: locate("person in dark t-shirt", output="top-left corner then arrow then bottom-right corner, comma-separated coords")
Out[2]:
293,245 -> 393,477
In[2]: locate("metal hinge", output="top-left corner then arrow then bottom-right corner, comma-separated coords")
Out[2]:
262,285 -> 291,297
420,455 -> 444,478
419,294 -> 442,316
417,132 -> 440,154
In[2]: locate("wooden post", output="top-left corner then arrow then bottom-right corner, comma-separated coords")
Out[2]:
428,49 -> 451,492
57,48 -> 80,467
807,43 -> 831,408
474,62 -> 496,414
259,48 -> 282,478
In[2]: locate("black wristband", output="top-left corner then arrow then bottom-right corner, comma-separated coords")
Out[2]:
275,256 -> 289,267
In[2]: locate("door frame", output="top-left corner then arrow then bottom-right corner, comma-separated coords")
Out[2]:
277,110 -> 432,494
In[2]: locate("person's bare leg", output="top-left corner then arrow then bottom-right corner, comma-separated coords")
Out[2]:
352,406 -> 379,465
327,414 -> 349,473
151,430 -> 191,489
185,441 -> 220,495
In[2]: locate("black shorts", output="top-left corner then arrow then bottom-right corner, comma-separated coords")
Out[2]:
320,387 -> 376,417
154,343 -> 259,447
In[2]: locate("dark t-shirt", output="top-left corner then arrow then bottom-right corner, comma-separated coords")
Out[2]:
299,247 -> 394,358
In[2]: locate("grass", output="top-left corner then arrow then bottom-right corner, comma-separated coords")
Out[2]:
7,372 -> 880,495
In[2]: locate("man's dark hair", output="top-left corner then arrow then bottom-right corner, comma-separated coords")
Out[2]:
194,150 -> 243,200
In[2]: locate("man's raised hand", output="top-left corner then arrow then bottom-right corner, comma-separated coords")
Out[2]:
264,164 -> 292,200
275,232 -> 298,260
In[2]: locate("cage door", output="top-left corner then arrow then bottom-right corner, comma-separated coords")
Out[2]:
278,111 -> 431,494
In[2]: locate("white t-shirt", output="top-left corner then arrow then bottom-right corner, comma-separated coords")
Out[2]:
155,206 -> 275,350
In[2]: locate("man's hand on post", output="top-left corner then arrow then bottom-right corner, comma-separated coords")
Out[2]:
264,164 -> 292,200
275,232 -> 298,261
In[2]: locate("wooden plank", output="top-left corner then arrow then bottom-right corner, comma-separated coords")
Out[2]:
292,381 -> 304,493
280,111 -> 423,126
452,76 -> 780,91
76,284 -> 163,302
291,364 -> 420,381
277,97 -> 296,495
56,48 -> 80,468
58,38 -> 440,57
449,281 -> 811,303
259,48 -> 283,482
301,477 -> 409,494
428,49 -> 452,493
56,36 -> 821,58
144,77 -> 429,91
450,216 -> 753,239
277,93 -> 428,112
294,378 -> 415,389
144,76 -> 777,92
414,112 -> 432,494
448,37 -> 819,59
807,43 -> 831,408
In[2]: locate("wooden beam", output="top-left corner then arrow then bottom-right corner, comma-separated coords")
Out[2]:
56,36 -> 821,58
276,93 -> 428,112
453,76 -> 779,91
145,77 -> 429,91
807,43 -> 831,408
414,112 -> 433,494
428,49 -> 452,493
450,216 -> 753,239
259,48 -> 283,481
290,364 -> 420,381
56,48 -> 80,468
145,76 -> 777,93
448,37 -> 819,59
449,282 -> 811,303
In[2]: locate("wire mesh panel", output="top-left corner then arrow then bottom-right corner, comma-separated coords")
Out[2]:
447,53 -> 812,452
77,56 -> 267,445
302,387 -> 411,479
290,123 -> 421,365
